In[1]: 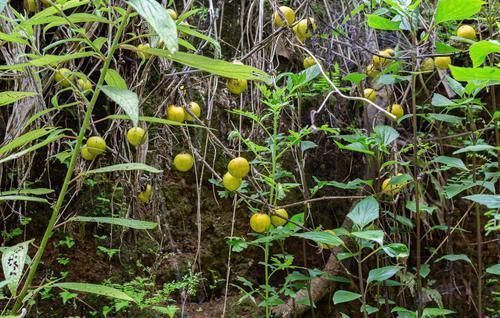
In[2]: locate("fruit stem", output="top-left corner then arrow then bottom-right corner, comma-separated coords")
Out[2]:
11,7 -> 132,314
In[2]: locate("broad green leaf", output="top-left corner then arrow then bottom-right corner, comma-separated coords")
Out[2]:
53,282 -> 135,302
104,69 -> 127,89
367,15 -> 401,30
435,0 -> 484,24
405,201 -> 437,214
152,305 -> 178,318
367,265 -> 401,285
333,290 -> 361,304
431,156 -> 468,170
335,141 -> 374,155
0,31 -> 29,45
422,308 -> 455,317
374,125 -> 399,146
449,66 -> 500,82
69,216 -> 157,230
0,195 -> 48,203
351,230 -> 384,246
486,264 -> 500,275
0,241 -> 32,296
435,42 -> 461,54
101,86 -> 139,127
0,128 -> 56,156
469,40 -> 500,67
431,93 -> 456,107
382,243 -> 409,258
293,231 -> 344,247
463,194 -> 500,209
419,264 -> 431,278
342,72 -> 367,85
347,197 -> 379,229
127,0 -> 178,54
435,254 -> 473,265
425,113 -> 463,125
85,163 -> 162,174
0,91 -> 37,107
453,144 -> 495,154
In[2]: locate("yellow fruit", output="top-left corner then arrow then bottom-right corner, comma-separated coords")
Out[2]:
434,56 -> 452,70
227,60 -> 248,95
77,78 -> 93,92
138,184 -> 153,203
167,9 -> 178,20
227,157 -> 250,178
293,18 -> 316,40
303,56 -> 316,68
319,229 -> 337,249
420,57 -> 435,72
249,213 -> 271,233
24,0 -> 36,12
273,6 -> 296,28
222,172 -> 242,191
457,25 -> 476,40
387,103 -> 404,120
381,174 -> 405,196
166,105 -> 186,122
173,153 -> 194,172
185,101 -> 201,121
372,49 -> 393,68
127,127 -> 147,147
366,64 -> 379,78
54,68 -> 73,87
271,209 -> 288,227
80,145 -> 96,161
364,88 -> 377,102
86,136 -> 106,155
137,43 -> 151,59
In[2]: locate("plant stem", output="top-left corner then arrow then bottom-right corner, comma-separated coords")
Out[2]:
12,8 -> 131,313
264,240 -> 270,318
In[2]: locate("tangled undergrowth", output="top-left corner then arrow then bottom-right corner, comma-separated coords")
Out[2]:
0,0 -> 499,317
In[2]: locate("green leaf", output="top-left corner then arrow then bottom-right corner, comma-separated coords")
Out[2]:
486,264 -> 500,275
0,91 -> 37,107
293,231 -> 344,247
347,197 -> 379,229
0,195 -> 48,203
101,86 -> 139,127
127,0 -> 178,53
53,282 -> 135,302
435,42 -> 461,54
422,308 -> 455,317
0,241 -> 32,296
374,125 -> 399,146
333,290 -> 361,304
0,31 -> 29,45
431,156 -> 468,170
463,194 -> 500,209
425,113 -> 463,125
435,254 -> 473,265
0,128 -> 56,156
104,69 -> 127,89
351,230 -> 384,246
469,40 -> 500,67
435,0 -> 484,24
367,14 -> 401,30
0,188 -> 53,196
0,52 -> 97,71
105,114 -> 204,128
419,264 -> 431,278
367,265 -> 401,285
382,243 -> 409,258
152,305 -> 178,318
453,144 -> 495,154
86,163 -> 162,174
342,72 -> 367,85
449,66 -> 500,82
69,216 -> 157,230
177,24 -> 221,55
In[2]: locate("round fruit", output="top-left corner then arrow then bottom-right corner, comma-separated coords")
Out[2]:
24,0 -> 36,12
273,6 -> 295,28
137,43 -> 151,60
381,174 -> 405,196
166,105 -> 186,122
271,208 -> 288,227
227,60 -> 248,95
372,49 -> 393,68
366,64 -> 379,78
222,172 -> 242,191
434,56 -> 452,70
457,25 -> 476,40
303,56 -> 316,68
127,127 -> 147,147
138,184 -> 153,203
319,229 -> 337,249
250,213 -> 271,233
293,18 -> 316,40
80,145 -> 96,161
77,78 -> 93,92
173,153 -> 194,172
185,102 -> 201,121
420,57 -> 435,72
86,136 -> 106,155
387,103 -> 404,120
167,8 -> 178,20
227,157 -> 250,178
54,68 -> 73,87
364,88 -> 377,102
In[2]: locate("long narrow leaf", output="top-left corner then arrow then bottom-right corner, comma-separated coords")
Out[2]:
69,216 -> 157,230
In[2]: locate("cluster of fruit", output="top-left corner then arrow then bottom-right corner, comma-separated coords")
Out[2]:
54,68 -> 93,92
250,208 -> 289,233
166,102 -> 201,122
222,157 -> 249,192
